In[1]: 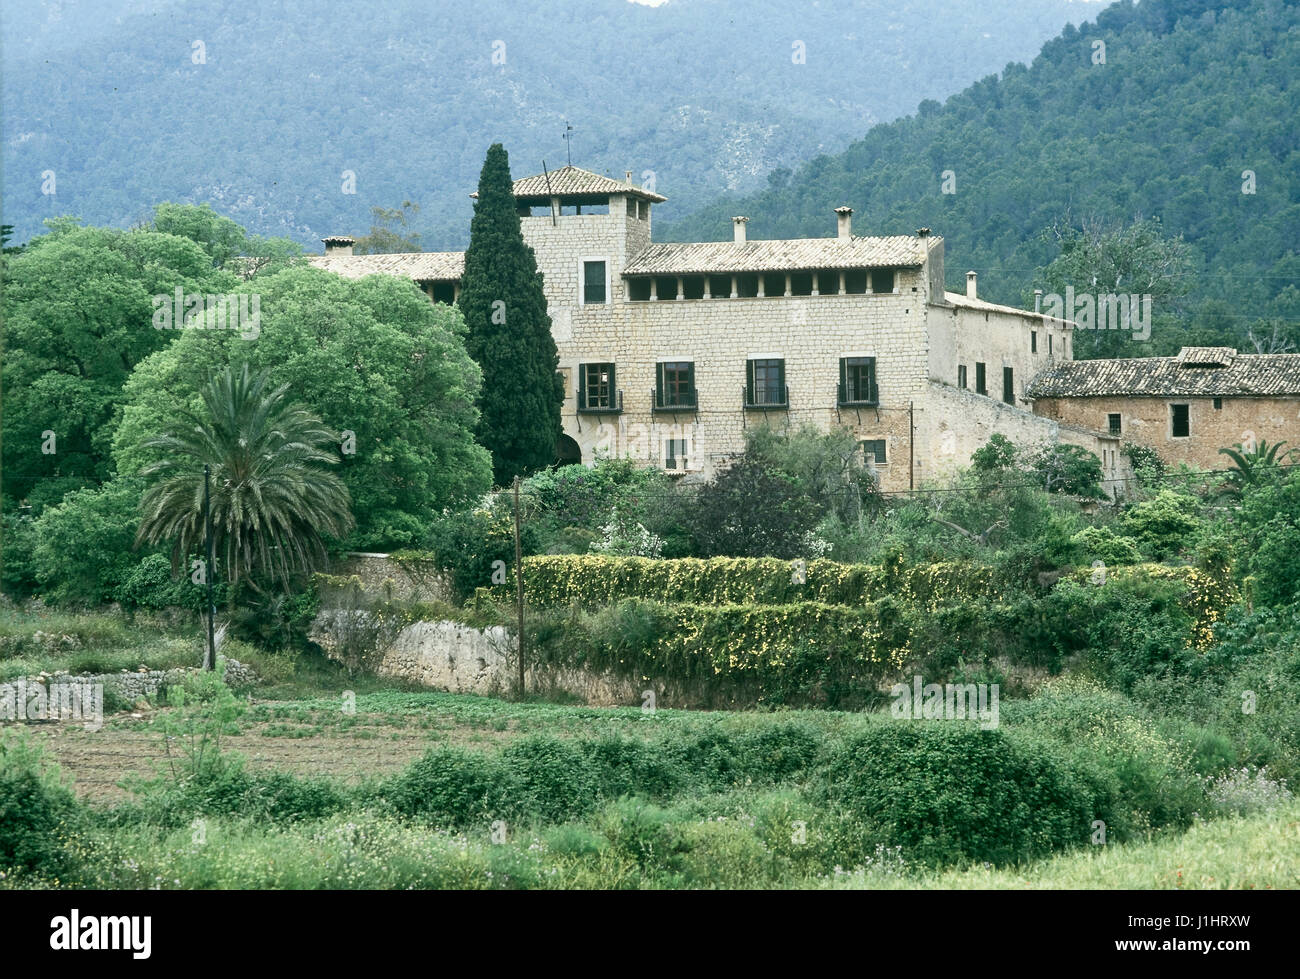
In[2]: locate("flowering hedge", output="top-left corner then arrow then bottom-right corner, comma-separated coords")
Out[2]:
503,554 -> 994,610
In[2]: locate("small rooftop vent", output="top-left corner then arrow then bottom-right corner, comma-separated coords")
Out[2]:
1177,346 -> 1236,368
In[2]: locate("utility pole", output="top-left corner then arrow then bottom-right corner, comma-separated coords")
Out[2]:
513,475 -> 525,698
203,463 -> 216,670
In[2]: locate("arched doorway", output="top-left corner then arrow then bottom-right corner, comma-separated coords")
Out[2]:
555,434 -> 582,467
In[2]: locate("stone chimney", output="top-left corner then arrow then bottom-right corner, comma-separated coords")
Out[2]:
835,206 -> 853,240
732,216 -> 749,244
323,235 -> 355,257
966,271 -> 978,299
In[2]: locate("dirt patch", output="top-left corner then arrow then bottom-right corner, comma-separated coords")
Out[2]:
14,704 -> 520,804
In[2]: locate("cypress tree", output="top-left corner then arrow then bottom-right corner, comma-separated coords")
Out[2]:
459,143 -> 563,485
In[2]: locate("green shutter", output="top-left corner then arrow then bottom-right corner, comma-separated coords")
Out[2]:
608,363 -> 616,409
655,362 -> 664,408
777,359 -> 786,401
687,363 -> 696,404
745,359 -> 755,405
838,358 -> 847,403
577,364 -> 586,409
868,357 -> 878,403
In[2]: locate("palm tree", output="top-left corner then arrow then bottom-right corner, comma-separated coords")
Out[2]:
136,364 -> 354,590
1217,439 -> 1294,498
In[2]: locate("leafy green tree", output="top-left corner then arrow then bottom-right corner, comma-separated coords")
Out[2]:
1119,490 -> 1204,562
1038,217 -> 1193,358
744,424 -> 881,523
1235,467 -> 1300,608
114,266 -> 492,549
1,222 -> 226,506
354,201 -> 422,254
686,457 -> 821,559
1027,443 -> 1106,498
136,365 -> 354,590
459,144 -> 563,484
30,479 -> 145,606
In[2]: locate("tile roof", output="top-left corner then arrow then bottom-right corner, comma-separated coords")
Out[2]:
942,291 -> 1070,325
309,251 -> 464,280
472,165 -> 667,203
622,235 -> 928,276
1027,348 -> 1300,398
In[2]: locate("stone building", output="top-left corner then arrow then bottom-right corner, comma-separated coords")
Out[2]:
313,165 -> 1129,494
1028,346 -> 1300,471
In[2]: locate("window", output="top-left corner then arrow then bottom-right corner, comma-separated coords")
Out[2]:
1049,334 -> 1053,356
582,260 -> 607,304
975,362 -> 987,396
839,357 -> 878,405
664,438 -> 689,471
957,365 -> 967,389
861,439 -> 888,466
1171,403 -> 1190,438
578,363 -> 618,412
655,361 -> 697,410
872,269 -> 896,293
1002,366 -> 1015,405
1031,331 -> 1038,353
627,278 -> 652,301
746,358 -> 787,407
1213,397 -> 1223,410
1108,413 -> 1122,436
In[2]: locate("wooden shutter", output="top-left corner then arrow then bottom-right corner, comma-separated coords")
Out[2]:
745,359 -> 755,405
686,363 -> 696,404
838,358 -> 847,403
867,357 -> 878,403
655,362 -> 665,408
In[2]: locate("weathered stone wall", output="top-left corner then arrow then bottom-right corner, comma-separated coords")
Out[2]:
1031,394 -> 1300,472
15,658 -> 258,710
360,619 -> 646,706
326,552 -> 452,604
924,382 -> 1132,494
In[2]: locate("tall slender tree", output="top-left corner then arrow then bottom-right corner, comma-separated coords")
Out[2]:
459,143 -> 563,484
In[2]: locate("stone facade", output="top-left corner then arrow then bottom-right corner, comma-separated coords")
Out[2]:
1031,394 -> 1300,471
313,165 -> 1125,493
1027,347 -> 1300,472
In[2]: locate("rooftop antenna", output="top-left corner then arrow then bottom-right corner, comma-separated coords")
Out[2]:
563,121 -> 574,167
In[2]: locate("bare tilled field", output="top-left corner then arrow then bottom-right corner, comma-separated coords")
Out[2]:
16,701 -> 528,802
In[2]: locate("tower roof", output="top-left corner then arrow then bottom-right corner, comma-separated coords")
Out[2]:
471,164 -> 667,203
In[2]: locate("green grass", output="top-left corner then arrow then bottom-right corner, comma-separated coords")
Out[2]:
840,802 -> 1300,889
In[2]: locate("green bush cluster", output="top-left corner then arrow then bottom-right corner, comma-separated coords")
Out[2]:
0,736 -> 78,879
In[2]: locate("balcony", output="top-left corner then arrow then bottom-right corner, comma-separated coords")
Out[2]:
837,382 -> 879,408
576,389 -> 623,415
744,384 -> 789,410
652,388 -> 698,413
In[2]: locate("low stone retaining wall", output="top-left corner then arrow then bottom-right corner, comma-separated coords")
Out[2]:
11,658 -> 258,708
313,614 -> 643,706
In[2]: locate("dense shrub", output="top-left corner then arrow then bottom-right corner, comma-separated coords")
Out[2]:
817,722 -> 1094,867
0,736 -> 77,878
500,737 -> 594,824
382,747 -> 513,825
1120,490 -> 1204,561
